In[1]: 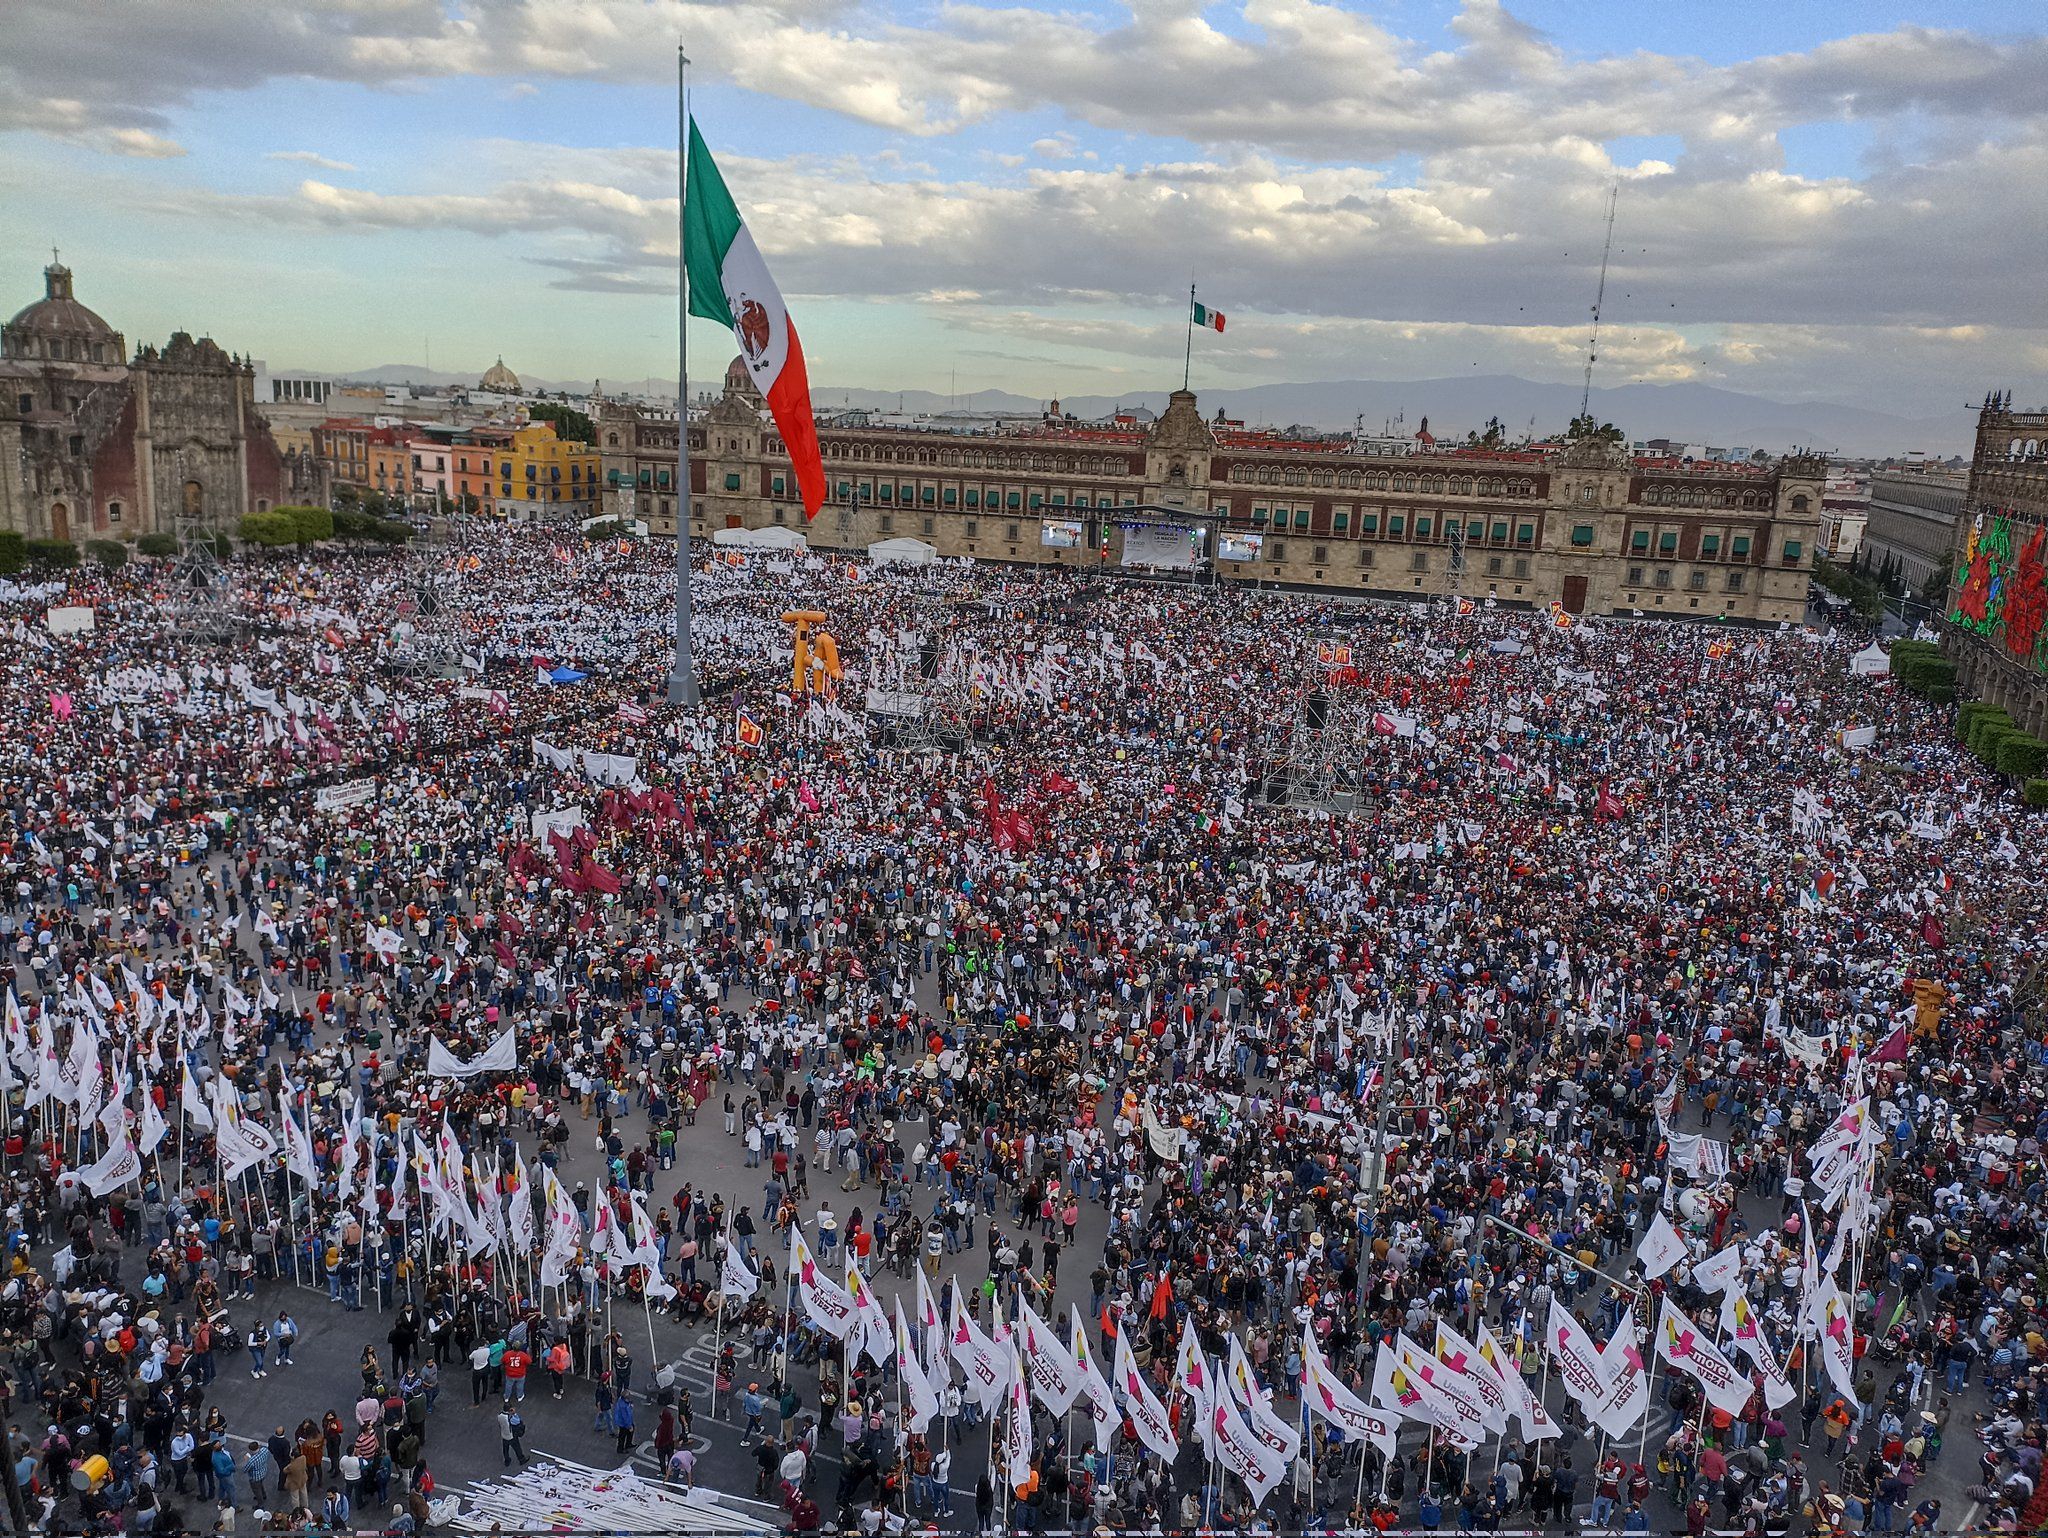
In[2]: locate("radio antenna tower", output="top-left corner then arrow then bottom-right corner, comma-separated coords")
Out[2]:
1577,182 -> 1620,424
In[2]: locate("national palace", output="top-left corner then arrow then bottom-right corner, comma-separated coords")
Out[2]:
596,358 -> 1826,624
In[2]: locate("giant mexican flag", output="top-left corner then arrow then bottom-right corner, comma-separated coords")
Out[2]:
684,120 -> 827,520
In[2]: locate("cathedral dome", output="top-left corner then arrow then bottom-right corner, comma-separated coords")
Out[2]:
479,356 -> 521,393
3,261 -> 125,367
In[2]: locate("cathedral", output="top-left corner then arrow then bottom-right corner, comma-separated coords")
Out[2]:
0,258 -> 317,542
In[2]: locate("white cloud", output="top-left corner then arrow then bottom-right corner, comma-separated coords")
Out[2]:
267,149 -> 356,171
107,128 -> 186,158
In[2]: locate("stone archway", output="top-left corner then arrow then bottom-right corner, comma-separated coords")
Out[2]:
50,502 -> 69,541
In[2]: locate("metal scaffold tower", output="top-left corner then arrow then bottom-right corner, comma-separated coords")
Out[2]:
1251,637 -> 1377,815
167,528 -> 241,641
861,595 -> 976,755
381,501 -> 475,676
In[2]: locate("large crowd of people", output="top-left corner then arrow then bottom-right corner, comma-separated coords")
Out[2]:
2,523 -> 2043,1538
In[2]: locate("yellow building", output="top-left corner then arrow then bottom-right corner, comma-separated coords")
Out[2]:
495,421 -> 600,524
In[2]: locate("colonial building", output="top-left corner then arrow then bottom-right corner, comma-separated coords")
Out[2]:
595,359 -> 1825,623
1944,396 -> 2048,734
0,259 -> 317,540
1866,467 -> 1967,590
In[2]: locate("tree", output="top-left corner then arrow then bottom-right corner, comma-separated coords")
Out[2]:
85,538 -> 128,570
1565,414 -> 1624,444
277,505 -> 334,543
25,538 -> 80,569
0,531 -> 23,575
1481,416 -> 1505,448
136,532 -> 179,557
238,509 -> 298,547
527,401 -> 595,444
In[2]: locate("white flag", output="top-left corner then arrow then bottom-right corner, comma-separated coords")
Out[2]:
1654,1298 -> 1755,1417
1302,1331 -> 1398,1458
139,1087 -> 170,1156
1589,1307 -> 1652,1437
1225,1334 -> 1302,1465
1211,1357 -> 1291,1503
1016,1297 -> 1084,1415
947,1289 -> 1006,1410
789,1229 -> 855,1340
1476,1322 -> 1556,1443
1067,1307 -> 1119,1457
1544,1298 -> 1614,1421
720,1237 -> 760,1298
1000,1342 -> 1035,1489
1112,1324 -> 1180,1461
426,1027 -> 517,1080
1636,1212 -> 1688,1279
843,1255 -> 892,1369
82,1137 -> 142,1196
1690,1244 -> 1744,1295
895,1300 -> 941,1433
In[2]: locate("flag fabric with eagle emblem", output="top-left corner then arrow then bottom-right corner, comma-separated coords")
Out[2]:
685,120 -> 827,519
1192,299 -> 1225,332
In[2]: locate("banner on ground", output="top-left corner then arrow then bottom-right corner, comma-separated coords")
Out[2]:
426,1027 -> 518,1079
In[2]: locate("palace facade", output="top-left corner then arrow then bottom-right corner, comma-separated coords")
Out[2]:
595,358 -> 1825,622
1945,397 -> 2048,734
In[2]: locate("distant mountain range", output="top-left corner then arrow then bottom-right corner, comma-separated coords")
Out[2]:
322,364 -> 1973,458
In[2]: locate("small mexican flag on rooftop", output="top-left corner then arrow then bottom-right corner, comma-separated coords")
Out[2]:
1192,298 -> 1225,333
685,119 -> 827,520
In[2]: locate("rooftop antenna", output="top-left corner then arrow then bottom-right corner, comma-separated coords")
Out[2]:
1578,181 -> 1619,424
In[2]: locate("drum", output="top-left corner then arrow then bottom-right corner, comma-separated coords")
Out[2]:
72,1454 -> 111,1492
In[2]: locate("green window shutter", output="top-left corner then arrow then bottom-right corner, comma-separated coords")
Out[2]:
1517,523 -> 1534,543
1701,533 -> 1720,554
1732,535 -> 1751,555
1295,510 -> 1311,529
1783,540 -> 1803,560
1467,520 -> 1483,539
1362,513 -> 1379,533
1006,492 -> 1021,509
1333,511 -> 1349,532
1415,518 -> 1432,537
637,469 -> 650,486
900,483 -> 913,500
657,470 -> 671,488
1389,515 -> 1405,535
944,488 -> 957,505
1491,521 -> 1508,539
724,473 -> 740,491
1251,508 -> 1267,526
964,490 -> 979,507
1073,495 -> 1089,509
1658,531 -> 1677,552
1570,524 -> 1594,546
1051,492 -> 1066,506
771,475 -> 784,495
1630,529 -> 1650,550
921,486 -> 935,504
836,480 -> 850,497
606,468 -> 620,486
1029,494 -> 1043,509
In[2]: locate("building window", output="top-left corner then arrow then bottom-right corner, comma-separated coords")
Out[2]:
921,486 -> 936,504
1006,522 -> 1021,541
1570,524 -> 1594,546
1295,509 -> 1311,530
1512,557 -> 1530,578
1790,494 -> 1810,513
1579,486 -> 1597,504
1006,492 -> 1021,509
1333,511 -> 1349,533
1389,515 -> 1406,535
724,474 -> 740,491
1491,521 -> 1509,540
1726,571 -> 1745,592
1357,547 -> 1374,567
1361,513 -> 1379,534
1517,524 -> 1535,543
1658,531 -> 1678,552
1251,508 -> 1267,525
1783,540 -> 1804,561
1416,517 -> 1433,538
1630,529 -> 1650,551
107,501 -> 123,523
1312,544 -> 1329,565
1654,568 -> 1672,589
1688,571 -> 1708,590
1269,540 -> 1285,562
923,516 -> 936,534
1409,552 -> 1429,572
944,488 -> 957,505
1029,494 -> 1043,510
880,514 -> 895,532
899,484 -> 913,501
772,475 -> 785,495
1486,556 -> 1504,576
964,519 -> 979,537
1627,565 -> 1646,584
1701,532 -> 1720,554
964,490 -> 978,507
774,507 -> 787,524
1732,535 -> 1751,556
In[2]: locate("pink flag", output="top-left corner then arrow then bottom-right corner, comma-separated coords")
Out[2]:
49,692 -> 73,720
1872,1024 -> 1909,1063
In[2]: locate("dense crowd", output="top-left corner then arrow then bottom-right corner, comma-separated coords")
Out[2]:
2,525 -> 2044,1538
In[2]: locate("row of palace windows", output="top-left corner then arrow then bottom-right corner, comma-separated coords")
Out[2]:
1640,483 -> 1774,511
1626,567 -> 1751,592
1233,507 -> 1543,542
819,441 -> 1133,476
1226,465 -> 1540,497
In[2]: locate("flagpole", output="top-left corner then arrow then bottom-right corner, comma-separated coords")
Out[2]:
707,1210 -> 733,1417
1183,281 -> 1196,391
667,42 -> 701,708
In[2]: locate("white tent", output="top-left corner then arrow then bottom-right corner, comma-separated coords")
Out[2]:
1847,641 -> 1889,677
710,524 -> 808,551
867,537 -> 938,567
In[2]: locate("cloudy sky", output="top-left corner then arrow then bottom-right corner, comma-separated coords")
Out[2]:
2,0 -> 2043,413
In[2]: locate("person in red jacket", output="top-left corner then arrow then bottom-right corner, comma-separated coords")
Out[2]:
501,1344 -> 531,1404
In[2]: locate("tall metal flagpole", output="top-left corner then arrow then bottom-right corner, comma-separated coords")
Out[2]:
668,44 -> 701,707
1182,281 -> 1196,391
